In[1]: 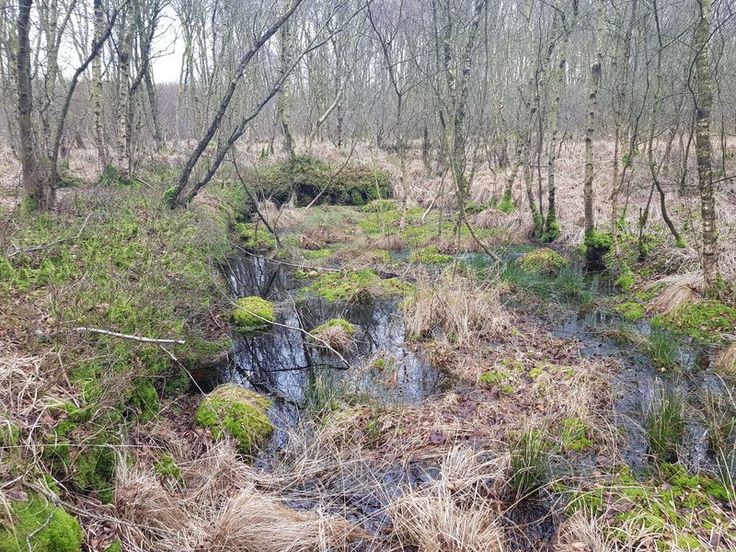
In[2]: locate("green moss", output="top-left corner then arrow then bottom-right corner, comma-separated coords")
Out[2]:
615,264 -> 636,290
129,377 -> 159,422
517,248 -> 568,275
97,164 -> 132,186
541,216 -> 560,243
560,418 -> 593,452
162,186 -> 178,206
661,300 -> 736,343
103,541 -> 123,552
528,366 -> 544,380
306,269 -> 412,303
408,246 -> 453,265
255,154 -> 391,207
565,487 -> 605,515
154,454 -> 183,484
311,318 -> 356,337
500,384 -> 515,395
584,229 -> 613,251
0,421 -> 20,448
498,193 -> 515,214
231,296 -> 275,333
195,384 -> 273,453
479,369 -> 507,385
0,497 -> 83,552
613,301 -> 645,322
235,222 -> 277,251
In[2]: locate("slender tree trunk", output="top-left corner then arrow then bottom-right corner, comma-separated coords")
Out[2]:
277,0 -> 295,158
116,5 -> 133,175
91,0 -> 107,169
583,0 -> 604,238
17,0 -> 52,209
693,0 -> 720,295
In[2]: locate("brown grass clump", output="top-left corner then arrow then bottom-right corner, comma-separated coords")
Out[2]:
469,208 -> 529,244
715,342 -> 736,380
388,447 -> 506,552
204,490 -> 363,552
649,272 -> 702,315
376,232 -> 405,252
555,512 -> 612,551
404,270 -> 508,344
114,439 -> 366,552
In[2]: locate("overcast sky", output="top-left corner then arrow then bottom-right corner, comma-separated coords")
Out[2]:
149,5 -> 183,84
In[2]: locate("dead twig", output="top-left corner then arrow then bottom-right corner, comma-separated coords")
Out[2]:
71,327 -> 185,345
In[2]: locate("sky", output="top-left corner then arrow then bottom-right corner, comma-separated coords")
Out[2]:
150,6 -> 183,84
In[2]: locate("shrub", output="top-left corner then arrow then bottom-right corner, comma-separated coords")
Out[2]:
231,296 -> 275,333
195,384 -> 273,453
0,497 -> 83,552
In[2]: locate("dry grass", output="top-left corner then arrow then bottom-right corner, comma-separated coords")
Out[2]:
376,232 -> 405,252
388,447 -> 507,552
555,513 -> 613,551
716,342 -> 736,380
404,270 -> 509,345
113,439 -> 367,552
648,272 -> 702,315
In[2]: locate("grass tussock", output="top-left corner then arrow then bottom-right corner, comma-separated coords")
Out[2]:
375,232 -> 405,252
649,272 -> 702,315
388,447 -> 506,552
645,386 -> 685,463
114,440 -> 366,552
716,342 -> 736,380
404,270 -> 508,344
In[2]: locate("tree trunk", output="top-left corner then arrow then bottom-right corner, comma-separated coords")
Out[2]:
17,0 -> 52,209
91,0 -> 107,169
277,0 -> 295,158
693,0 -> 720,295
583,0 -> 604,238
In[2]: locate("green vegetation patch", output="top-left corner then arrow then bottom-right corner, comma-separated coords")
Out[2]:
408,246 -> 453,265
154,454 -> 184,484
255,154 -> 391,207
235,222 -> 278,252
658,300 -> 736,343
0,497 -> 83,552
311,318 -> 356,337
613,301 -> 646,322
305,269 -> 412,302
231,296 -> 275,333
517,248 -> 568,275
560,417 -> 593,453
195,384 -> 273,453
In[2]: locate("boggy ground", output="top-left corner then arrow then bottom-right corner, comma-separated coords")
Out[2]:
1,156 -> 736,552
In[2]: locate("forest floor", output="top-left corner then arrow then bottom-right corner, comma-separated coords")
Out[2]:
1,145 -> 736,551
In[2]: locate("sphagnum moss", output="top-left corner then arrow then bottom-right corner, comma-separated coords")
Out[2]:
0,497 -> 83,552
195,384 -> 273,453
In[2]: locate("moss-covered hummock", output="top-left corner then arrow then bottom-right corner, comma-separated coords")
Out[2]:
658,300 -> 736,343
195,384 -> 273,453
255,154 -> 391,207
613,301 -> 646,322
0,497 -> 83,552
230,296 -> 275,334
305,269 -> 412,303
517,248 -> 568,275
408,246 -> 453,265
312,318 -> 356,337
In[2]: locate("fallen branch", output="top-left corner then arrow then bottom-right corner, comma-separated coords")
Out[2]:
71,327 -> 185,345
